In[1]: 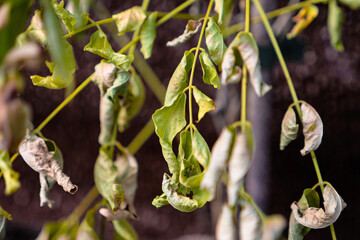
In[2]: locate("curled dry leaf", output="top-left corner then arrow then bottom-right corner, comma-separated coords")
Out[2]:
261,215 -> 286,240
287,4 -> 319,39
166,19 -> 202,47
300,102 -> 323,156
92,61 -> 117,92
19,133 -> 78,207
280,107 -> 299,150
201,127 -> 234,200
239,201 -> 262,240
291,185 -> 346,229
216,204 -> 236,240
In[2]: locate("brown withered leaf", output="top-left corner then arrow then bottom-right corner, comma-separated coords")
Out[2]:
166,19 -> 202,47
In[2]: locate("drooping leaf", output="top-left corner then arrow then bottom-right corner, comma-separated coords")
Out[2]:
105,71 -> 129,102
216,204 -> 236,240
291,185 -> 346,229
0,151 -> 20,195
261,215 -> 286,240
112,6 -> 146,35
166,19 -> 202,47
39,0 -> 77,89
99,208 -> 135,221
287,4 -> 319,39
84,29 -> 133,70
52,1 -> 88,33
192,86 -> 215,122
214,0 -> 225,24
339,0 -> 360,9
94,148 -> 125,211
280,107 -> 299,150
300,102 -> 323,156
98,96 -> 119,145
91,61 -> 118,93
21,10 -> 47,45
288,188 -> 320,240
201,127 -> 234,200
205,17 -> 227,67
0,0 -> 29,64
199,51 -> 220,89
140,12 -> 157,59
239,201 -> 262,240
327,0 -> 344,51
152,193 -> 169,208
153,92 -> 187,181
76,207 -> 100,240
36,221 -> 78,240
113,220 -> 138,240
164,51 -> 194,105
162,173 -> 198,212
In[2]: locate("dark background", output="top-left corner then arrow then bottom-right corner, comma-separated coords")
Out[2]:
0,0 -> 359,239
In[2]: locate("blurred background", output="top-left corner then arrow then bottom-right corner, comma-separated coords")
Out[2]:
0,0 -> 359,239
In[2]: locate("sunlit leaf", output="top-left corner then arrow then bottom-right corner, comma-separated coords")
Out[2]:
192,86 -> 215,122
112,6 -> 146,35
140,12 -> 157,59
327,0 -> 344,51
261,215 -> 286,240
287,4 -> 319,39
153,92 -> 187,181
339,0 -> 360,9
0,206 -> 11,220
84,29 -> 133,70
214,0 -> 225,24
76,207 -> 99,240
113,220 -> 138,240
280,107 -> 299,150
205,17 -> 227,68
164,51 -> 194,105
199,51 -> 220,89
52,1 -> 88,34
300,102 -> 323,156
23,10 -> 47,45
0,151 -> 20,195
239,201 -> 262,240
152,193 -> 169,208
216,204 -> 236,240
291,185 -> 346,229
166,19 -> 202,47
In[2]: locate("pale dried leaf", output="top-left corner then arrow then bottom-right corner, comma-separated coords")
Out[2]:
239,201 -> 262,240
291,185 -> 346,229
216,204 -> 236,240
99,208 -> 135,221
280,107 -> 299,150
221,46 -> 240,84
201,127 -> 234,200
300,102 -> 323,155
92,61 -> 117,90
166,20 -> 202,47
4,42 -> 42,69
261,215 -> 286,240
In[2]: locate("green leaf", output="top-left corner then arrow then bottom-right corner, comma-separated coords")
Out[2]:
0,0 -> 30,64
105,71 -> 130,102
280,107 -> 299,150
98,91 -> 120,145
94,148 -> 125,211
52,1 -> 88,33
328,0 -> 344,51
205,17 -> 227,68
0,150 -> 20,195
199,51 -> 220,89
287,4 -> 319,39
288,189 -> 319,240
164,51 -> 194,105
40,0 -> 77,88
0,207 -> 12,220
112,6 -> 146,35
214,0 -> 225,24
339,0 -> 360,9
166,19 -> 202,47
0,215 -> 4,240
84,29 -> 134,70
76,207 -> 100,240
113,220 -> 138,240
36,221 -> 78,240
153,92 -> 187,181
152,193 -> 169,208
192,86 -> 216,122
140,12 -> 157,59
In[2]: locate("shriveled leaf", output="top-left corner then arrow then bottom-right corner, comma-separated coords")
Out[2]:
192,86 -> 215,122
280,107 -> 299,150
239,201 -> 262,240
94,148 -> 125,211
291,185 -> 346,229
201,127 -> 234,200
214,0 -> 225,24
339,0 -> 360,9
23,10 -> 47,45
140,12 -> 157,59
92,61 -> 117,93
300,102 -> 323,156
84,29 -> 133,70
0,151 -> 20,195
153,92 -> 187,181
205,17 -> 227,67
327,0 -> 344,51
164,51 -> 194,105
288,188 -> 320,240
105,71 -> 129,102
52,1 -> 88,33
98,96 -> 119,145
216,204 -> 236,240
112,6 -> 146,35
76,207 -> 99,240
113,220 -> 138,240
162,173 -> 198,212
287,4 -> 319,39
166,19 -> 202,47
152,193 -> 169,208
261,215 -> 286,240
199,51 -> 220,89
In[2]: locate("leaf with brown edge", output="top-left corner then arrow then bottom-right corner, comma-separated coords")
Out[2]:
216,204 -> 236,240
166,19 -> 202,47
280,107 -> 299,150
291,185 -> 346,229
300,102 -> 323,156
192,86 -> 215,122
